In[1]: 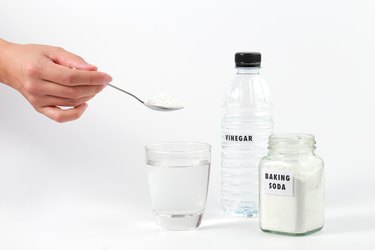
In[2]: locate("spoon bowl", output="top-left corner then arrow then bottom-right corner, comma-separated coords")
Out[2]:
145,104 -> 184,111
108,84 -> 183,111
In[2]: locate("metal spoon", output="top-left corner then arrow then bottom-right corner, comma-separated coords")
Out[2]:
108,84 -> 183,111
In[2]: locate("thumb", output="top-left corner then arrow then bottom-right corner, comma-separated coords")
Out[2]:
47,47 -> 97,71
40,103 -> 88,123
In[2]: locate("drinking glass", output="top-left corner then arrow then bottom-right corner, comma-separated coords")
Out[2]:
145,141 -> 211,230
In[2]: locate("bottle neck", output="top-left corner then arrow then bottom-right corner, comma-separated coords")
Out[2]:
236,67 -> 260,75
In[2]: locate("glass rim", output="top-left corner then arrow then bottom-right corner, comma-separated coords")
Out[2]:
145,141 -> 211,154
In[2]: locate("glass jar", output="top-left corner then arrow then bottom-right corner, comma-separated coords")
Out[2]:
259,133 -> 324,236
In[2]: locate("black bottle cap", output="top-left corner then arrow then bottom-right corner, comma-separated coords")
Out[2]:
235,52 -> 261,67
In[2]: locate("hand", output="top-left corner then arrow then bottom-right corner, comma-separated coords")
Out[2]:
0,40 -> 112,122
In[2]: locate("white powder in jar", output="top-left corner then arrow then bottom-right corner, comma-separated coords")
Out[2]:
259,164 -> 324,234
146,93 -> 184,109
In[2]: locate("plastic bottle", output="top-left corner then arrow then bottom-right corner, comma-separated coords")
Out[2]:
221,52 -> 273,217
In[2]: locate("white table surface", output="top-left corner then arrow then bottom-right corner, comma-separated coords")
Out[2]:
1,194 -> 374,250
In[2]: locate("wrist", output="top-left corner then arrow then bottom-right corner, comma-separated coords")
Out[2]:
0,39 -> 14,85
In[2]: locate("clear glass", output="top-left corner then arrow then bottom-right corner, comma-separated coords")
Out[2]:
259,134 -> 324,236
145,141 -> 211,231
221,66 -> 273,217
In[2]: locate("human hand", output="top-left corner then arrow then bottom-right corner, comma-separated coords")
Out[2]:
0,40 -> 112,122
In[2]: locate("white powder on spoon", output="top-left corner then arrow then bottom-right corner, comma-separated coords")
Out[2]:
146,93 -> 184,109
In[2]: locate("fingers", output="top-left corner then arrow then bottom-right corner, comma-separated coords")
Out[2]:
22,78 -> 105,122
33,95 -> 95,107
39,60 -> 112,87
46,47 -> 97,71
29,80 -> 106,99
10,44 -> 110,123
39,103 -> 88,123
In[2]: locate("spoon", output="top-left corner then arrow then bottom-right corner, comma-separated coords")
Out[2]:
108,84 -> 183,111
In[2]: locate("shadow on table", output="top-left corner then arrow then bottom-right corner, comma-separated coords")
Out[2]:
199,217 -> 258,231
321,212 -> 375,235
200,212 -> 375,236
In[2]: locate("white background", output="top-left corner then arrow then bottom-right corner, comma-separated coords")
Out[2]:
1,0 -> 375,249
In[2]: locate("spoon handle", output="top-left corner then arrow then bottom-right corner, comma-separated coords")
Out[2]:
108,84 -> 144,104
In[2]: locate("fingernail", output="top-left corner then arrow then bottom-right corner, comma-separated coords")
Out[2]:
81,62 -> 97,70
103,74 -> 113,83
86,63 -> 96,68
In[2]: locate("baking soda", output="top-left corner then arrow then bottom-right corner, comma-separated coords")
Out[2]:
259,165 -> 324,234
146,93 -> 184,109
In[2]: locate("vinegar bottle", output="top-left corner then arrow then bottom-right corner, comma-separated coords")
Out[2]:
221,52 -> 273,217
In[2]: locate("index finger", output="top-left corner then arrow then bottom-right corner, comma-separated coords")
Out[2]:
41,61 -> 112,86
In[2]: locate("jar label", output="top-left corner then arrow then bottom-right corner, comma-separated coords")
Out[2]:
262,169 -> 294,196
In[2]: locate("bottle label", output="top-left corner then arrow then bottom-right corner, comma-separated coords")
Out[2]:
224,134 -> 253,142
262,169 -> 294,196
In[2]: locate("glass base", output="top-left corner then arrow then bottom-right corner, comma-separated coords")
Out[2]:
154,212 -> 203,231
261,226 -> 323,236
